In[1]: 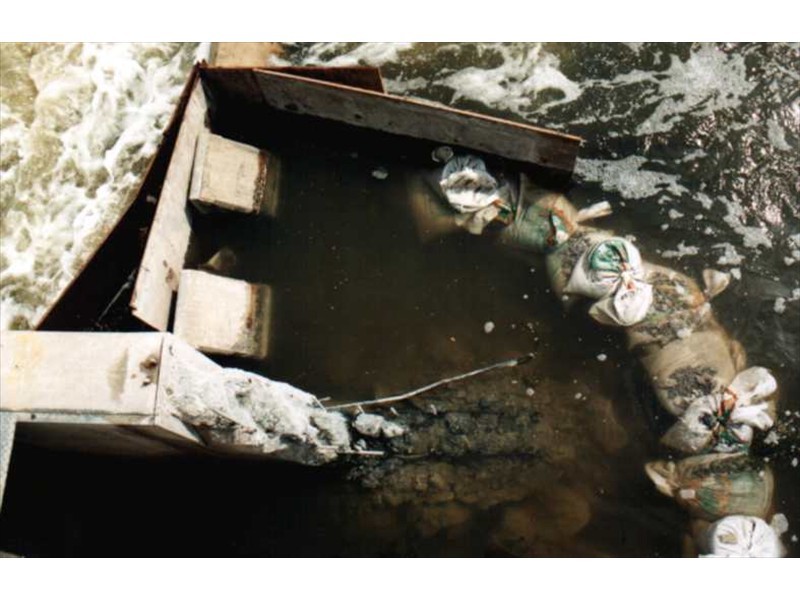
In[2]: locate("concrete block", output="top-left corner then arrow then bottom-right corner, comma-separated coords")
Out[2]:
210,42 -> 282,67
173,269 -> 271,359
0,331 -> 163,415
190,130 -> 281,217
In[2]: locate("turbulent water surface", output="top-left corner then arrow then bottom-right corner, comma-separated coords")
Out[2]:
0,42 -> 798,557
0,42 -> 202,329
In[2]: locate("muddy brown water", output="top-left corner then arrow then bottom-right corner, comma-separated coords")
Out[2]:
1,123 -> 797,558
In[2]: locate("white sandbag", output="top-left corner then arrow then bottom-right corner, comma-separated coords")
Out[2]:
546,229 -> 615,303
565,237 -> 646,299
701,515 -> 787,558
439,155 -> 512,234
589,283 -> 654,327
564,237 -> 653,326
661,366 -> 777,454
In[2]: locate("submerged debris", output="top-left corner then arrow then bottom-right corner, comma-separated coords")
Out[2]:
354,413 -> 406,439
371,167 -> 389,180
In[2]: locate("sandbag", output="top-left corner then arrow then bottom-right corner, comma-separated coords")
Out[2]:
560,237 -> 653,326
636,319 -> 741,417
407,172 -> 464,242
645,453 -> 774,521
625,263 -> 713,349
546,228 -> 615,303
498,174 -> 607,252
661,366 -> 777,454
565,238 -> 646,298
439,154 -> 513,234
497,174 -> 612,254
700,515 -> 787,558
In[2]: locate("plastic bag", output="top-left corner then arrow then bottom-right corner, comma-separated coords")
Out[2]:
439,155 -> 513,234
661,366 -> 777,454
645,453 -> 774,521
700,515 -> 787,558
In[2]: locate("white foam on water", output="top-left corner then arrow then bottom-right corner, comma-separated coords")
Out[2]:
717,195 -> 773,249
441,44 -> 582,115
713,242 -> 746,266
299,43 -> 582,119
0,43 -> 198,329
694,193 -> 714,210
574,155 -> 687,199
300,42 -> 415,68
385,77 -> 429,95
661,242 -> 700,259
616,45 -> 756,136
767,119 -> 793,151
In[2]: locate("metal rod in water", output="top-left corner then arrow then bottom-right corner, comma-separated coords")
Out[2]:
94,268 -> 137,326
330,353 -> 534,410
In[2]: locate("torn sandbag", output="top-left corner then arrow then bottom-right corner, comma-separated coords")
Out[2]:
498,174 -> 612,254
439,154 -> 514,234
645,453 -> 774,521
661,366 -> 777,454
561,237 -> 653,326
699,514 -> 787,558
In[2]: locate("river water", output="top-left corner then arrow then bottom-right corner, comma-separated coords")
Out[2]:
0,42 -> 797,557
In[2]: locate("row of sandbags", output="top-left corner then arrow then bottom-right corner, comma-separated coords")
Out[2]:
430,150 -> 787,557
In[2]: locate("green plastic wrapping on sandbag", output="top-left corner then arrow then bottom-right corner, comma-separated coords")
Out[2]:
498,174 -> 579,253
590,238 -> 629,272
498,203 -> 573,253
645,453 -> 774,521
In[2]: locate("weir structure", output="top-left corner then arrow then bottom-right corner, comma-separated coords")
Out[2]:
0,43 -> 582,510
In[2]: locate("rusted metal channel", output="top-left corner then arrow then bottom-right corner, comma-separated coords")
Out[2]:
200,66 -> 582,172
